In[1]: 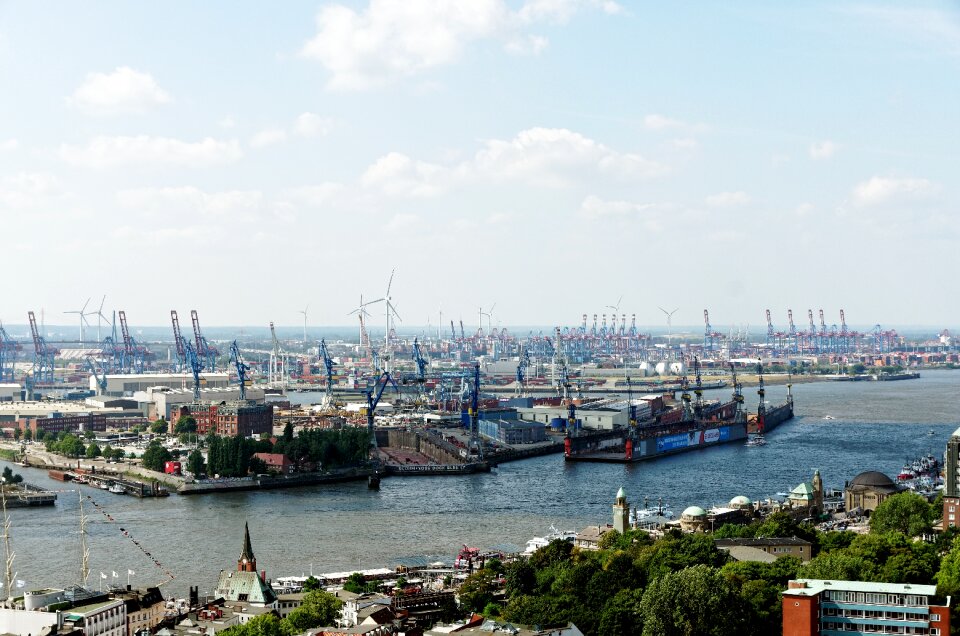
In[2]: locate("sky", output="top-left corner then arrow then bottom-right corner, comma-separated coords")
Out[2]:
0,1 -> 958,333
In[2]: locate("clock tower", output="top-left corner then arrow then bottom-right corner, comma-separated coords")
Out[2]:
238,522 -> 257,573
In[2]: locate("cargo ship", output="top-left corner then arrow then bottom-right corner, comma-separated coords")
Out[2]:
565,362 -> 794,463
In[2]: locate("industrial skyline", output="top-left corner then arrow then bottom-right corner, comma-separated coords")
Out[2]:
1,1 -> 957,326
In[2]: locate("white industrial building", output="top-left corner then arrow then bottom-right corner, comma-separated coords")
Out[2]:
0,401 -> 123,424
135,385 -> 266,421
91,372 -> 230,397
516,396 -> 659,431
0,383 -> 20,402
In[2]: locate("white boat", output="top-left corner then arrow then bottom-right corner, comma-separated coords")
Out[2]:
523,525 -> 577,555
745,435 -> 766,447
108,483 -> 125,494
823,415 -> 835,420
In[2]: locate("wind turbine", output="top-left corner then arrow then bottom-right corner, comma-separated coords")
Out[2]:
606,296 -> 623,334
94,296 -> 108,342
64,298 -> 92,344
298,305 -> 309,344
480,303 -> 497,334
658,306 -> 679,345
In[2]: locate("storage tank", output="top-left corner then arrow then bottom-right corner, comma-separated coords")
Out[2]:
669,362 -> 686,375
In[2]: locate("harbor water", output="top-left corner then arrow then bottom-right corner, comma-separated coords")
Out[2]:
7,370 -> 960,597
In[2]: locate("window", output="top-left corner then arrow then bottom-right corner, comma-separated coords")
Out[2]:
930,613 -> 940,621
931,629 -> 940,635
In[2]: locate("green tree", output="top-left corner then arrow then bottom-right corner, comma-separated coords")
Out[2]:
141,440 -> 173,472
174,415 -> 197,434
869,492 -> 935,537
800,551 -> 873,581
187,449 -> 205,476
12,428 -> 20,441
22,429 -> 32,442
285,590 -> 343,631
150,419 -> 169,435
1,466 -> 23,484
639,565 -> 750,636
343,572 -> 368,594
302,576 -> 321,592
936,536 -> 960,599
458,569 -> 498,614
85,443 -> 102,459
598,588 -> 644,636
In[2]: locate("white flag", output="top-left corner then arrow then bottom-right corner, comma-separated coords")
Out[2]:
112,571 -> 118,578
100,572 -> 107,580
128,569 -> 135,576
15,580 -> 24,588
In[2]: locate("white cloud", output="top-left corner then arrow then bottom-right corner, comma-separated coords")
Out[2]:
116,187 -> 269,225
361,152 -> 448,197
384,212 -> 421,231
250,128 -> 288,148
0,172 -> 63,208
669,138 -> 698,150
705,191 -> 751,207
579,195 -> 666,231
59,135 -> 242,168
852,176 -> 937,206
294,112 -> 334,137
283,183 -> 347,207
474,127 -> 666,184
809,140 -> 838,159
644,114 -> 706,133
218,115 -> 238,129
69,66 -> 171,114
0,139 -> 18,151
301,0 -> 619,90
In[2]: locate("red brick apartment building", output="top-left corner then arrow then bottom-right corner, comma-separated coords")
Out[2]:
783,579 -> 950,636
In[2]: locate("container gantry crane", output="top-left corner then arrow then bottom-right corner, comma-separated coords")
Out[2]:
0,324 -> 19,383
319,338 -> 335,406
190,310 -> 219,372
27,311 -> 57,384
118,311 -> 146,373
229,340 -> 250,401
170,311 -> 187,371
184,341 -> 204,401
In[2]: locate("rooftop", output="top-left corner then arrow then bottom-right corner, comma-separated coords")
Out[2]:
783,579 -> 940,598
715,537 -> 812,547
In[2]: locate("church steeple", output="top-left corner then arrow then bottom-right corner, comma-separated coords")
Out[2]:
238,522 -> 257,572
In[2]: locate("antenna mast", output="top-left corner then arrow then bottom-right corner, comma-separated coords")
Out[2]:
2,488 -> 13,602
79,492 -> 89,586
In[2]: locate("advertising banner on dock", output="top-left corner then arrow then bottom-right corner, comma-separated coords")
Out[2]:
656,426 -> 731,453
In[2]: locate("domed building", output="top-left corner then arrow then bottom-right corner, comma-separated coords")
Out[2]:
729,495 -> 753,512
680,505 -> 707,532
844,470 -> 900,514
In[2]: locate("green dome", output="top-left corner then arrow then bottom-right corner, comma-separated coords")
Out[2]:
682,506 -> 706,518
616,486 -> 626,500
730,495 -> 752,506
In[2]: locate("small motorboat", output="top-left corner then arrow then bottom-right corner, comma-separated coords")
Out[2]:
823,415 -> 835,420
108,483 -> 125,494
745,435 -> 766,447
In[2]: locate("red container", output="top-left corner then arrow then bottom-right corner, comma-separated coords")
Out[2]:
164,461 -> 182,475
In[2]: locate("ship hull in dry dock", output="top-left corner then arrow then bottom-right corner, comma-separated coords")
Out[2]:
747,402 -> 794,434
564,420 -> 748,463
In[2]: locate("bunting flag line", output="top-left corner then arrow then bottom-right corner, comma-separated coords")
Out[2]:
85,495 -> 176,584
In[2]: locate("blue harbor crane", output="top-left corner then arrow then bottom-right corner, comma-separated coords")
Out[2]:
229,340 -> 250,401
170,310 -> 188,371
467,363 -> 484,460
184,341 -> 204,401
410,337 -> 428,404
0,324 -> 19,383
319,338 -> 335,406
515,345 -> 530,397
85,357 -> 107,394
364,370 -> 401,490
118,310 -> 146,373
98,336 -> 124,374
27,311 -> 57,384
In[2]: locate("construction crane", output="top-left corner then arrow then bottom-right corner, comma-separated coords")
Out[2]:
319,338 -> 335,406
190,310 -> 219,372
679,372 -> 694,422
184,341 -> 204,401
170,311 -> 187,371
729,363 -> 746,424
27,311 -> 57,384
693,356 -> 704,418
365,370 -> 400,448
229,341 -> 250,401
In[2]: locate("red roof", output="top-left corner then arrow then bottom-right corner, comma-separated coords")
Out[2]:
252,452 -> 292,467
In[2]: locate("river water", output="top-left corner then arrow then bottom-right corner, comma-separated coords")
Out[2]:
7,370 -> 960,597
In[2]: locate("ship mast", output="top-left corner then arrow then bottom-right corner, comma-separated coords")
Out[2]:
1,487 -> 14,602
79,492 -> 89,586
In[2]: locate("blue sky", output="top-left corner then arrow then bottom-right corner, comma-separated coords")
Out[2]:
0,1 -> 957,332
